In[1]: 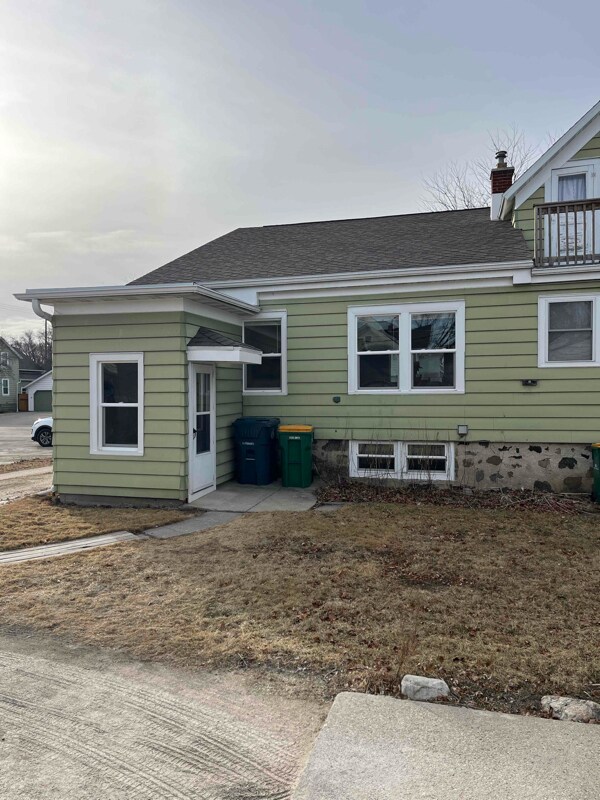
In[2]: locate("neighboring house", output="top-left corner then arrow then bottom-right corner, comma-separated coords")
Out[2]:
14,100 -> 600,503
0,338 -> 21,413
17,354 -> 44,393
24,370 -> 53,412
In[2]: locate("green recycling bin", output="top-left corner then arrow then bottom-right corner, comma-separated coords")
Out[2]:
592,443 -> 600,501
278,425 -> 314,488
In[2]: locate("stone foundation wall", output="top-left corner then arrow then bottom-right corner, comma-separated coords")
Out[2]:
313,439 -> 594,493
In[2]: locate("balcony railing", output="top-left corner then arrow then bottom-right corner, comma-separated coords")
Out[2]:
534,198 -> 600,268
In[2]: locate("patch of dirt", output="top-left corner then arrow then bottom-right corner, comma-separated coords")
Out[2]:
0,495 -> 196,551
0,503 -> 598,716
317,481 -> 598,514
0,457 -> 53,474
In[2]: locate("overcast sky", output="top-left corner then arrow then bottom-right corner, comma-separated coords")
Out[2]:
1,0 -> 598,336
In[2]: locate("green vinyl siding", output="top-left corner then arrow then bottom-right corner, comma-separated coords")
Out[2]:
513,133 -> 600,254
53,310 -> 244,500
242,283 -> 600,444
52,311 -> 188,501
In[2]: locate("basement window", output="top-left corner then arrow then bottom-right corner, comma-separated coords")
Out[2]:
90,353 -> 144,456
350,441 -> 454,481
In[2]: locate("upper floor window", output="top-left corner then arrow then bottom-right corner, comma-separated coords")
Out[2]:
243,312 -> 287,394
0,352 -> 8,368
348,301 -> 465,394
90,353 -> 144,455
538,294 -> 600,366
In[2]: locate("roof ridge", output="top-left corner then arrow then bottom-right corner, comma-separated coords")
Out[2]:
260,206 -> 491,229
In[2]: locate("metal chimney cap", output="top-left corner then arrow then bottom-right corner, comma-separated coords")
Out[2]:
495,150 -> 508,168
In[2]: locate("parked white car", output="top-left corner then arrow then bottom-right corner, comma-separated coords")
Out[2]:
31,416 -> 53,447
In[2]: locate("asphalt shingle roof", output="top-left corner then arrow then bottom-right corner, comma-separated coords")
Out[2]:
131,207 -> 530,286
187,326 -> 259,350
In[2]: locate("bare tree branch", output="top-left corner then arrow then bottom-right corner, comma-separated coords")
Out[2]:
421,126 -> 553,212
9,328 -> 52,371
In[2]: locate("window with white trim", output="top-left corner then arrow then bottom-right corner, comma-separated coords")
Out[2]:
349,441 -> 454,481
90,353 -> 144,456
538,295 -> 600,366
348,302 -> 465,394
0,352 -> 8,368
1,378 -> 9,396
243,312 -> 287,394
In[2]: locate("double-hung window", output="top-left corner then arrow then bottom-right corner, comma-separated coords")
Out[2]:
538,295 -> 600,366
1,378 -> 9,396
348,301 -> 465,393
243,312 -> 287,394
90,353 -> 144,455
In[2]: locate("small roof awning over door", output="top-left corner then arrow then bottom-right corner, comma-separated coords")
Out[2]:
186,326 -> 262,364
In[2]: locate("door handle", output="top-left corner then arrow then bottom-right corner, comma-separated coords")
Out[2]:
193,428 -> 197,438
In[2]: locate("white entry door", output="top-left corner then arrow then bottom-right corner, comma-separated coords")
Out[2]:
188,364 -> 216,500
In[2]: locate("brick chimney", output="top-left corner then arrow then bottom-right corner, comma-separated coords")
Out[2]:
490,150 -> 515,219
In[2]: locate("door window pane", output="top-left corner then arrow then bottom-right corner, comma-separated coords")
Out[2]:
196,373 -> 210,413
246,356 -> 282,389
359,354 -> 398,388
103,407 -> 138,446
102,363 -> 138,403
357,316 -> 399,351
411,313 -> 455,350
196,413 -> 210,454
244,322 -> 281,353
412,353 -> 455,387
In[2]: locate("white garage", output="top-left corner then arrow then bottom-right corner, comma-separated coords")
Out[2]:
24,371 -> 53,412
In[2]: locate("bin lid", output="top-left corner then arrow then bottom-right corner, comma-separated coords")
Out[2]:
279,424 -> 314,432
592,443 -> 600,448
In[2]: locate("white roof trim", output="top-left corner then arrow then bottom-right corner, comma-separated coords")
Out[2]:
186,345 -> 262,364
22,370 -> 52,389
500,100 -> 600,219
14,283 -> 260,314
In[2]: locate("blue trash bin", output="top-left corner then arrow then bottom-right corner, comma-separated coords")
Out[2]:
232,417 -> 280,485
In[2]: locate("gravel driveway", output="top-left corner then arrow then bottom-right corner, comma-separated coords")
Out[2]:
0,412 -> 51,465
0,632 -> 325,799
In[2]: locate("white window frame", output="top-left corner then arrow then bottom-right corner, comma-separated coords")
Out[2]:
1,378 -> 9,396
0,352 -> 8,368
89,352 -> 144,456
349,441 -> 455,481
545,161 -> 598,202
538,294 -> 600,367
242,310 -> 288,395
348,301 -> 465,394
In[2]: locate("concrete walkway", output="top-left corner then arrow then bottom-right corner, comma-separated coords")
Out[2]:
293,693 -> 600,799
191,480 -> 317,513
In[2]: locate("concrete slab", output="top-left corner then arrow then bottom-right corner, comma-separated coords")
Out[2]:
144,511 -> 241,539
250,487 -> 316,512
293,693 -> 600,800
191,480 -> 317,513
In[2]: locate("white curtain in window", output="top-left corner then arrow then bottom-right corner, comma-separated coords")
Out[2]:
557,174 -> 586,202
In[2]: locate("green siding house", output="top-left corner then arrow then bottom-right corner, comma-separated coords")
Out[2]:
15,100 -> 600,503
0,338 -> 21,413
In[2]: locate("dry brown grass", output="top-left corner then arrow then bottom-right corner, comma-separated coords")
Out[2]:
0,457 -> 52,474
1,503 -> 598,713
0,496 -> 195,551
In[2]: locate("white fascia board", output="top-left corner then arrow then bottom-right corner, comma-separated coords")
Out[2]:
531,267 -> 600,284
204,259 -> 534,302
14,283 -> 260,314
501,100 -> 600,218
186,346 -> 262,364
